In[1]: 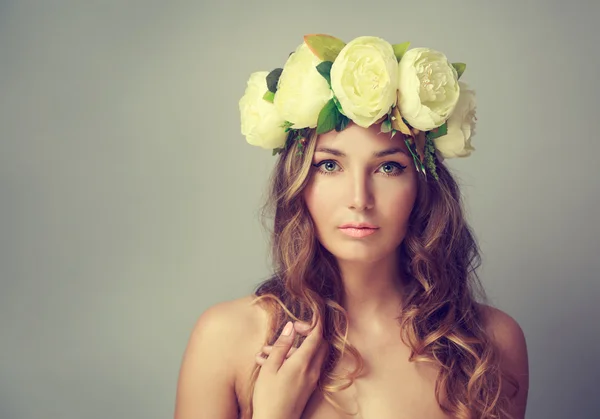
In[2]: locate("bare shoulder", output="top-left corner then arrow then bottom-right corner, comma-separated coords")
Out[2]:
227,294 -> 273,388
200,295 -> 272,378
196,294 -> 265,335
477,303 -> 530,418
215,293 -> 272,338
174,294 -> 269,419
190,294 -> 270,357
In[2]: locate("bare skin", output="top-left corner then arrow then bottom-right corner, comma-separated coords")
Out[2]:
247,123 -> 453,417
234,294 -> 452,419
226,124 -> 528,418
174,122 -> 528,418
303,122 -> 418,335
229,294 -> 528,419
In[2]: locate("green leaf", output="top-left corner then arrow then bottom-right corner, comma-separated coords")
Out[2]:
272,147 -> 283,156
392,41 -> 411,62
426,122 -> 448,140
335,114 -> 350,132
380,118 -> 392,133
405,138 -> 426,176
316,61 -> 333,87
332,95 -> 345,116
304,34 -> 346,62
280,121 -> 294,132
263,90 -> 275,103
452,63 -> 466,80
316,99 -> 339,134
424,136 -> 440,181
266,68 -> 283,93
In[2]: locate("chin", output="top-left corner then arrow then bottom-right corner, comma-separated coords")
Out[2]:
323,240 -> 394,264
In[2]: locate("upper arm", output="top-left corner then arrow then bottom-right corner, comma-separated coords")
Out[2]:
481,304 -> 530,419
174,301 -> 241,419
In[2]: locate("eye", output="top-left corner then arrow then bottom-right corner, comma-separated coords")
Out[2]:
311,160 -> 407,177
379,162 -> 407,176
312,160 -> 340,174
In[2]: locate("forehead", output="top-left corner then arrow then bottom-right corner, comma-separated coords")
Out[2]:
314,121 -> 410,156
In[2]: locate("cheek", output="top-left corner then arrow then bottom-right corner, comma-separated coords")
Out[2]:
303,182 -> 337,227
382,185 -> 417,226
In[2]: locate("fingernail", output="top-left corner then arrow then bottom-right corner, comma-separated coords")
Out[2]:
282,321 -> 293,336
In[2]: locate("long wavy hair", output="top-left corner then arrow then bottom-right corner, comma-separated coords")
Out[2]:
241,127 -> 519,419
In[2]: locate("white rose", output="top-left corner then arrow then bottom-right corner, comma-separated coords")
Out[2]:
239,71 -> 287,150
397,47 -> 460,131
433,81 -> 476,158
330,36 -> 398,128
273,42 -> 333,129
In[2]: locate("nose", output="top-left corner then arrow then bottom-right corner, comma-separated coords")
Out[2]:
347,171 -> 374,211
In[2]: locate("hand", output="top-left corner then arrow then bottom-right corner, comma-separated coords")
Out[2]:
256,343 -> 297,364
252,318 -> 328,419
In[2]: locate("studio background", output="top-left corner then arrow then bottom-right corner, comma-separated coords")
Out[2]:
1,1 -> 598,418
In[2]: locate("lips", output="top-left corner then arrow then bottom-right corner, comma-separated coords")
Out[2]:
338,222 -> 379,239
338,222 -> 379,229
338,227 -> 378,238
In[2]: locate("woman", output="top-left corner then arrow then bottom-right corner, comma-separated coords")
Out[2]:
175,34 -> 529,419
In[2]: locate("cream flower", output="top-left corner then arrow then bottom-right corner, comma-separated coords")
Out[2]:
273,42 -> 333,129
330,36 -> 398,128
239,71 -> 287,149
397,47 -> 460,131
433,81 -> 476,158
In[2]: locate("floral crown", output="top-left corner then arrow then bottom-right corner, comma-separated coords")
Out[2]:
238,34 -> 477,181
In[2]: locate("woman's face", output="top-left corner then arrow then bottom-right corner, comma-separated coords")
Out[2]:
303,122 -> 418,263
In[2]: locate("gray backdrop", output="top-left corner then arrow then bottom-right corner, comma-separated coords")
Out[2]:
1,1 -> 598,418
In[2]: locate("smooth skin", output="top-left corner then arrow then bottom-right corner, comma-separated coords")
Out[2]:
174,297 -> 528,419
255,305 -> 529,419
174,121 -> 528,418
173,300 -> 329,419
252,319 -> 328,419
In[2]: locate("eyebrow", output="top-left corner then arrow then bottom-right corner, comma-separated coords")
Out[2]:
314,146 -> 408,158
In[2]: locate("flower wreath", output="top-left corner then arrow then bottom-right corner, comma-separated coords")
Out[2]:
238,34 -> 477,181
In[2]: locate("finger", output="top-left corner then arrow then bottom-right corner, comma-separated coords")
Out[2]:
286,316 -> 324,366
309,339 -> 329,371
255,351 -> 267,366
262,321 -> 296,373
263,345 -> 297,359
256,346 -> 326,369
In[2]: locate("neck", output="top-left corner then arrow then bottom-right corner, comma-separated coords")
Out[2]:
337,252 -> 406,334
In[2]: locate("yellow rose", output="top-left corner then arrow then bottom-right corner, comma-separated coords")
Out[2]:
273,43 -> 333,129
398,48 -> 460,131
433,81 -> 476,158
238,71 -> 287,150
330,36 -> 398,128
